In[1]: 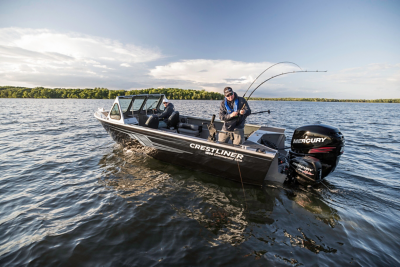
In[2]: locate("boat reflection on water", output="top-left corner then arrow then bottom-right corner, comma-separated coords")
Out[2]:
98,141 -> 341,251
98,142 -> 168,201
284,184 -> 341,228
170,180 -> 278,246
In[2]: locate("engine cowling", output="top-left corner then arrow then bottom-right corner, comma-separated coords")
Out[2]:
289,124 -> 345,184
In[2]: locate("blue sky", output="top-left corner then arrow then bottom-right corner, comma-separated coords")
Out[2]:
0,0 -> 399,99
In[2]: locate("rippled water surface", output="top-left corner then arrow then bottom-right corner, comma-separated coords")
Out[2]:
1,98 -> 399,266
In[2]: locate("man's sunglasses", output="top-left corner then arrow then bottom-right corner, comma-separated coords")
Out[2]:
225,93 -> 233,97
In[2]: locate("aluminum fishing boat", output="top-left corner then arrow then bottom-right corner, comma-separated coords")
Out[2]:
95,94 -> 345,186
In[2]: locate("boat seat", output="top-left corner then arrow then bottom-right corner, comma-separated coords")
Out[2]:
145,115 -> 159,129
167,111 -> 180,129
178,123 -> 202,137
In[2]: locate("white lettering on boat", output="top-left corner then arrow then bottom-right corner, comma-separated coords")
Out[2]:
292,136 -> 327,144
189,143 -> 244,162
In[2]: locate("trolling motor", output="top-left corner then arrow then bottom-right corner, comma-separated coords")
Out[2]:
286,124 -> 345,185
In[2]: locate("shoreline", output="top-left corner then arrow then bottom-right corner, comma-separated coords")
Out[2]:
1,86 -> 399,103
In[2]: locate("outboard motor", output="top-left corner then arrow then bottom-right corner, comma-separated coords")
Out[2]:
288,124 -> 345,185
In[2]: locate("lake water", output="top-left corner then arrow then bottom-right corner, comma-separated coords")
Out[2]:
1,98 -> 399,266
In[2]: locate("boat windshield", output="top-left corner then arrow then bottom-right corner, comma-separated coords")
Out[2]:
143,95 -> 162,111
119,97 -> 133,113
122,95 -> 164,115
131,96 -> 146,112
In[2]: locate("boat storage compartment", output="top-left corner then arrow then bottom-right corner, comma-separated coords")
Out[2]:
246,128 -> 286,151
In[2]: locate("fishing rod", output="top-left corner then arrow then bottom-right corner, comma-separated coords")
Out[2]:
246,70 -> 326,101
236,69 -> 326,116
242,61 -> 303,98
250,110 -> 270,115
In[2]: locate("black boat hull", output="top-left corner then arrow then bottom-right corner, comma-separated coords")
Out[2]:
98,119 -> 276,186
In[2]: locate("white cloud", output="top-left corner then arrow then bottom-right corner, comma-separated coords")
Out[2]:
324,63 -> 400,98
0,28 -> 162,63
328,63 -> 400,84
149,59 -> 301,92
0,27 -> 163,88
149,60 -> 400,98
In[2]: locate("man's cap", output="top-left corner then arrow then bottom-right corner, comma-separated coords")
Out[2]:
224,87 -> 233,96
162,98 -> 169,103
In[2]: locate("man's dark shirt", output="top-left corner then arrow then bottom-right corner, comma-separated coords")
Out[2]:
158,103 -> 175,123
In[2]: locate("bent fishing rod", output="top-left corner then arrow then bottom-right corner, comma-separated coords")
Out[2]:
242,61 -> 303,98
238,67 -> 326,115
245,70 -> 326,100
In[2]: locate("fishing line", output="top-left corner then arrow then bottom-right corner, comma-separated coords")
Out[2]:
236,160 -> 248,211
233,63 -> 326,208
231,141 -> 248,211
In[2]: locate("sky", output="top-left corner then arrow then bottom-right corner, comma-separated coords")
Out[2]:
0,0 -> 399,99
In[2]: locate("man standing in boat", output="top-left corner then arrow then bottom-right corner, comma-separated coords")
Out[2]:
158,97 -> 175,128
219,87 -> 251,145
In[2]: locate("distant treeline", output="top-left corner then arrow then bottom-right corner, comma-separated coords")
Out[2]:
1,86 -> 399,103
248,97 -> 400,103
0,86 -> 224,100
